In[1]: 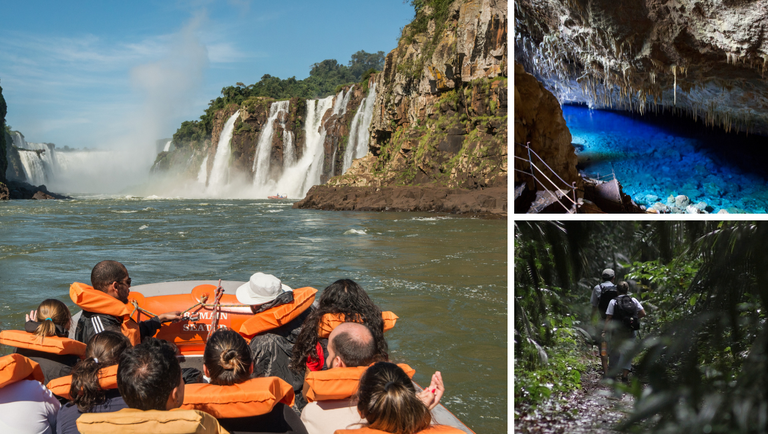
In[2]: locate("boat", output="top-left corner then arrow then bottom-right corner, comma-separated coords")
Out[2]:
68,280 -> 476,434
267,194 -> 287,199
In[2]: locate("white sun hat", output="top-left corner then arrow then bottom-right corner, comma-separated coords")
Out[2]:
236,272 -> 292,305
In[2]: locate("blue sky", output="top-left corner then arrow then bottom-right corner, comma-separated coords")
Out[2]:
1,0 -> 415,151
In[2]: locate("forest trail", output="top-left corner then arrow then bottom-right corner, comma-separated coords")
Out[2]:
516,352 -> 636,434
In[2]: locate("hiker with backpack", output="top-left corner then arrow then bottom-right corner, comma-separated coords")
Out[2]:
602,281 -> 646,383
591,269 -> 618,376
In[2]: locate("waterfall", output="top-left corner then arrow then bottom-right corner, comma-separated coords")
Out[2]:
252,100 -> 290,188
283,129 -> 295,168
163,140 -> 172,152
297,95 -> 335,195
342,82 -> 377,173
197,155 -> 209,184
13,132 -> 57,186
261,95 -> 334,198
207,111 -> 240,190
328,86 -> 354,176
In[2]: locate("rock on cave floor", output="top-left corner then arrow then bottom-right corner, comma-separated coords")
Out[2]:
563,105 -> 768,214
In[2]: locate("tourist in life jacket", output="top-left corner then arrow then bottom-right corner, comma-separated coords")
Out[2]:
0,354 -> 60,434
74,260 -> 182,345
334,362 -> 460,434
76,337 -> 228,434
10,299 -> 81,385
291,280 -> 389,373
55,331 -> 131,434
603,281 -> 646,383
591,268 -> 617,376
185,328 -> 307,433
301,322 -> 388,434
236,272 -> 314,410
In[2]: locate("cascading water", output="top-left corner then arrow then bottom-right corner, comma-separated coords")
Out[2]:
328,86 -> 354,176
12,132 -> 57,186
207,111 -> 240,191
257,95 -> 335,198
252,100 -> 290,188
342,82 -> 377,173
197,155 -> 209,184
283,129 -> 295,168
163,140 -> 172,152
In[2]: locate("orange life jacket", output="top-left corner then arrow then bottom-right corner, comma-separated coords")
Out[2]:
317,311 -> 398,338
0,354 -> 45,388
181,377 -> 295,419
46,364 -> 119,400
303,363 -> 415,403
127,285 -> 317,355
70,282 -> 142,346
334,426 -> 467,434
0,330 -> 87,358
238,287 -> 317,338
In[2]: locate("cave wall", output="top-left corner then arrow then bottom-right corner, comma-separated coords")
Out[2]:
515,0 -> 768,135
514,62 -> 579,191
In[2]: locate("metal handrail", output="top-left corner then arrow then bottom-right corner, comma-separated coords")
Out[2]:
514,142 -> 578,213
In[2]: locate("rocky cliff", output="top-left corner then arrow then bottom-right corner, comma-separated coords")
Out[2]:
0,84 -> 7,194
323,0 -> 508,190
515,0 -> 768,135
296,0 -> 508,216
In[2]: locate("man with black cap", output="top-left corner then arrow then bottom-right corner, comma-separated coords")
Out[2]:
590,268 -> 617,376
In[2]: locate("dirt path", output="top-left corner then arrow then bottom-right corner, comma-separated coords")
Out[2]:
515,360 -> 636,433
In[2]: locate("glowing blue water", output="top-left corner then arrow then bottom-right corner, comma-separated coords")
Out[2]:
563,105 -> 768,213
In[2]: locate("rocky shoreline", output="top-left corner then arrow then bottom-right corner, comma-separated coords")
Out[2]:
293,184 -> 507,218
0,181 -> 70,200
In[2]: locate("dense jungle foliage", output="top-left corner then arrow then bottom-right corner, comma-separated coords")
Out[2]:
171,50 -> 384,149
515,221 -> 768,433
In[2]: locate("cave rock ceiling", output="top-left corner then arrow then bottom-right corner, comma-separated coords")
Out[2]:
515,0 -> 768,135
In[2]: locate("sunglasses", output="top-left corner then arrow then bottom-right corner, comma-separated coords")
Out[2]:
116,277 -> 132,286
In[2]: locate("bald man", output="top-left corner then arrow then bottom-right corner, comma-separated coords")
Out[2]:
300,322 -> 382,434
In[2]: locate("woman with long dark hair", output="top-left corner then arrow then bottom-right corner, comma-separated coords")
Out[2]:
291,280 -> 388,372
336,362 -> 455,434
55,331 -> 131,434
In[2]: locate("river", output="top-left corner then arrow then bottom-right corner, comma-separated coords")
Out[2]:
0,196 -> 507,433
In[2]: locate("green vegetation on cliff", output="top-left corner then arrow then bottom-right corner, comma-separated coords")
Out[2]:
172,50 -> 385,149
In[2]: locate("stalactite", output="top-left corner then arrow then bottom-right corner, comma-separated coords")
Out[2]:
672,65 -> 677,106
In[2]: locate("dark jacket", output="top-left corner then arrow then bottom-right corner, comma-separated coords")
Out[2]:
217,402 -> 308,434
56,389 -> 128,434
248,292 -> 313,411
18,321 -> 80,385
74,310 -> 162,345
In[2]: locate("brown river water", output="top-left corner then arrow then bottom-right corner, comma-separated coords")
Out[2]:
0,196 -> 508,433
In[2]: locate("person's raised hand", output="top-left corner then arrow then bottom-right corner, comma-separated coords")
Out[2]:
417,371 -> 444,410
25,310 -> 37,322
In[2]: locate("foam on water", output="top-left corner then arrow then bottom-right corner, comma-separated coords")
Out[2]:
344,229 -> 367,235
563,105 -> 768,213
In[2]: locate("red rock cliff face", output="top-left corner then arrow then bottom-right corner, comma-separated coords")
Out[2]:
515,0 -> 768,135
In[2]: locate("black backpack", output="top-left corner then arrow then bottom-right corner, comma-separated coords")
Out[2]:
597,283 -> 618,319
613,295 -> 640,331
